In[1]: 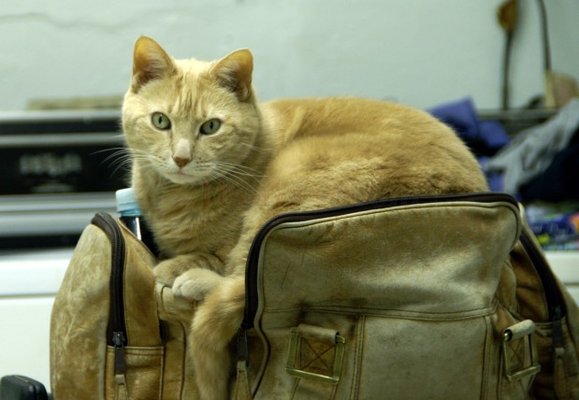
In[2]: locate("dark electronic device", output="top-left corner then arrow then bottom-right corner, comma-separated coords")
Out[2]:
0,110 -> 126,248
0,375 -> 50,400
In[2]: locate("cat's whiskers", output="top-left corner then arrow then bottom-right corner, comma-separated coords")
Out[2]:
215,161 -> 263,190
129,149 -> 163,166
213,165 -> 259,195
93,147 -> 132,176
218,173 -> 258,195
216,161 -> 263,178
98,147 -> 127,165
110,155 -> 133,176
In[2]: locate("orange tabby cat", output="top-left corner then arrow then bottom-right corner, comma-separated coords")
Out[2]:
122,36 -> 488,399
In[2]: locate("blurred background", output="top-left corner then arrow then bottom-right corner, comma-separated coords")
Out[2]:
0,0 -> 578,389
1,0 -> 578,109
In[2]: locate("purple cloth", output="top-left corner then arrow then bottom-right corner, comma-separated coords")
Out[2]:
429,97 -> 510,157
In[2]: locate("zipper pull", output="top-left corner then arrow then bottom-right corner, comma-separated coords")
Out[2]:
236,328 -> 249,365
551,305 -> 564,349
234,329 -> 252,399
112,331 -> 127,375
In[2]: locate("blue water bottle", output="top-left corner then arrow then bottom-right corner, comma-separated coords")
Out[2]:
115,188 -> 144,239
115,188 -> 159,255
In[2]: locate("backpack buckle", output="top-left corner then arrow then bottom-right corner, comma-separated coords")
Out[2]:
286,324 -> 345,384
502,320 -> 541,381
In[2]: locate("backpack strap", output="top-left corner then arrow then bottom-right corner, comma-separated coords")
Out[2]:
517,206 -> 579,399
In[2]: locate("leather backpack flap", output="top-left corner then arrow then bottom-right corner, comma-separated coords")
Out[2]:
249,200 -> 523,399
102,218 -> 192,400
558,287 -> 579,400
50,215 -> 197,400
509,225 -> 579,399
103,222 -> 166,400
97,216 -> 198,400
50,224 -> 113,400
155,283 -> 199,399
120,222 -> 159,346
122,219 -> 201,399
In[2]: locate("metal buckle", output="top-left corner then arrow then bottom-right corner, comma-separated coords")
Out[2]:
286,326 -> 345,384
502,320 -> 541,381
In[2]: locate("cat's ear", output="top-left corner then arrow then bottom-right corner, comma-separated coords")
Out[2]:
131,36 -> 176,92
210,49 -> 253,101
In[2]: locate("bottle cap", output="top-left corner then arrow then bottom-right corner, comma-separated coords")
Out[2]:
115,188 -> 142,216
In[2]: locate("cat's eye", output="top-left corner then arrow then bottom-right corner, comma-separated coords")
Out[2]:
199,118 -> 222,135
151,112 -> 171,130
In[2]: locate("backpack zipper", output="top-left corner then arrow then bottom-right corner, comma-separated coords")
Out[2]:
519,229 -> 565,347
92,212 -> 128,375
237,192 -> 571,395
241,192 -> 520,330
236,192 -> 522,394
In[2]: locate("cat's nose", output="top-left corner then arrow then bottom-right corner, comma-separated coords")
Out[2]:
172,138 -> 191,168
173,156 -> 191,168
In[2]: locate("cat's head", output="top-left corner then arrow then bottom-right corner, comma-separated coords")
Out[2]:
122,36 -> 261,186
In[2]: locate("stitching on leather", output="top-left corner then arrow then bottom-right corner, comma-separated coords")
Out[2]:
350,315 -> 365,399
299,339 -> 335,371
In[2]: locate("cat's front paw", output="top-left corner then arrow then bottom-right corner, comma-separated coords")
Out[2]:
154,253 -> 224,287
173,268 -> 224,302
154,258 -> 190,287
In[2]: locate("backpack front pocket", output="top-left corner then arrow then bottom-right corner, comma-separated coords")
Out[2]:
105,346 -> 164,400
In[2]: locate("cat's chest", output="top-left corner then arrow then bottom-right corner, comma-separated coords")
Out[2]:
152,198 -> 223,236
146,192 -> 246,256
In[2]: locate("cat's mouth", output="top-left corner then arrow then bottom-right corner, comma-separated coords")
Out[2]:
163,166 -> 217,186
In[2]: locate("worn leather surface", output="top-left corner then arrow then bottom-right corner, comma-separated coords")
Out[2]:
248,201 -> 537,399
155,283 -> 198,399
49,201 -> 579,399
244,200 -> 579,399
50,224 -> 112,399
50,219 -> 197,400
510,225 -> 579,399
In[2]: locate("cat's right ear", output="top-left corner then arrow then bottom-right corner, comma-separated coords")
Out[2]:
210,49 -> 254,102
131,36 -> 175,92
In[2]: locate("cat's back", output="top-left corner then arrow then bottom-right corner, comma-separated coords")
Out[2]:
262,97 -> 461,145
257,97 -> 488,207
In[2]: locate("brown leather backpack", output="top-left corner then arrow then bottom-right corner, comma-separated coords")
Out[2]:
50,193 -> 579,399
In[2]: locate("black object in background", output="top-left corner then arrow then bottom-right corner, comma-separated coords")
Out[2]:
520,128 -> 579,202
0,375 -> 50,400
0,111 -> 126,195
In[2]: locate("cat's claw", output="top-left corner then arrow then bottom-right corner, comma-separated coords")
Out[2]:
173,268 -> 224,302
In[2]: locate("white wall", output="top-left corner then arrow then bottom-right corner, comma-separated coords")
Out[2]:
1,1 -> 578,111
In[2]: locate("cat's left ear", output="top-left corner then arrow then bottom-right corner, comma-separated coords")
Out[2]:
131,36 -> 176,92
210,49 -> 254,102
